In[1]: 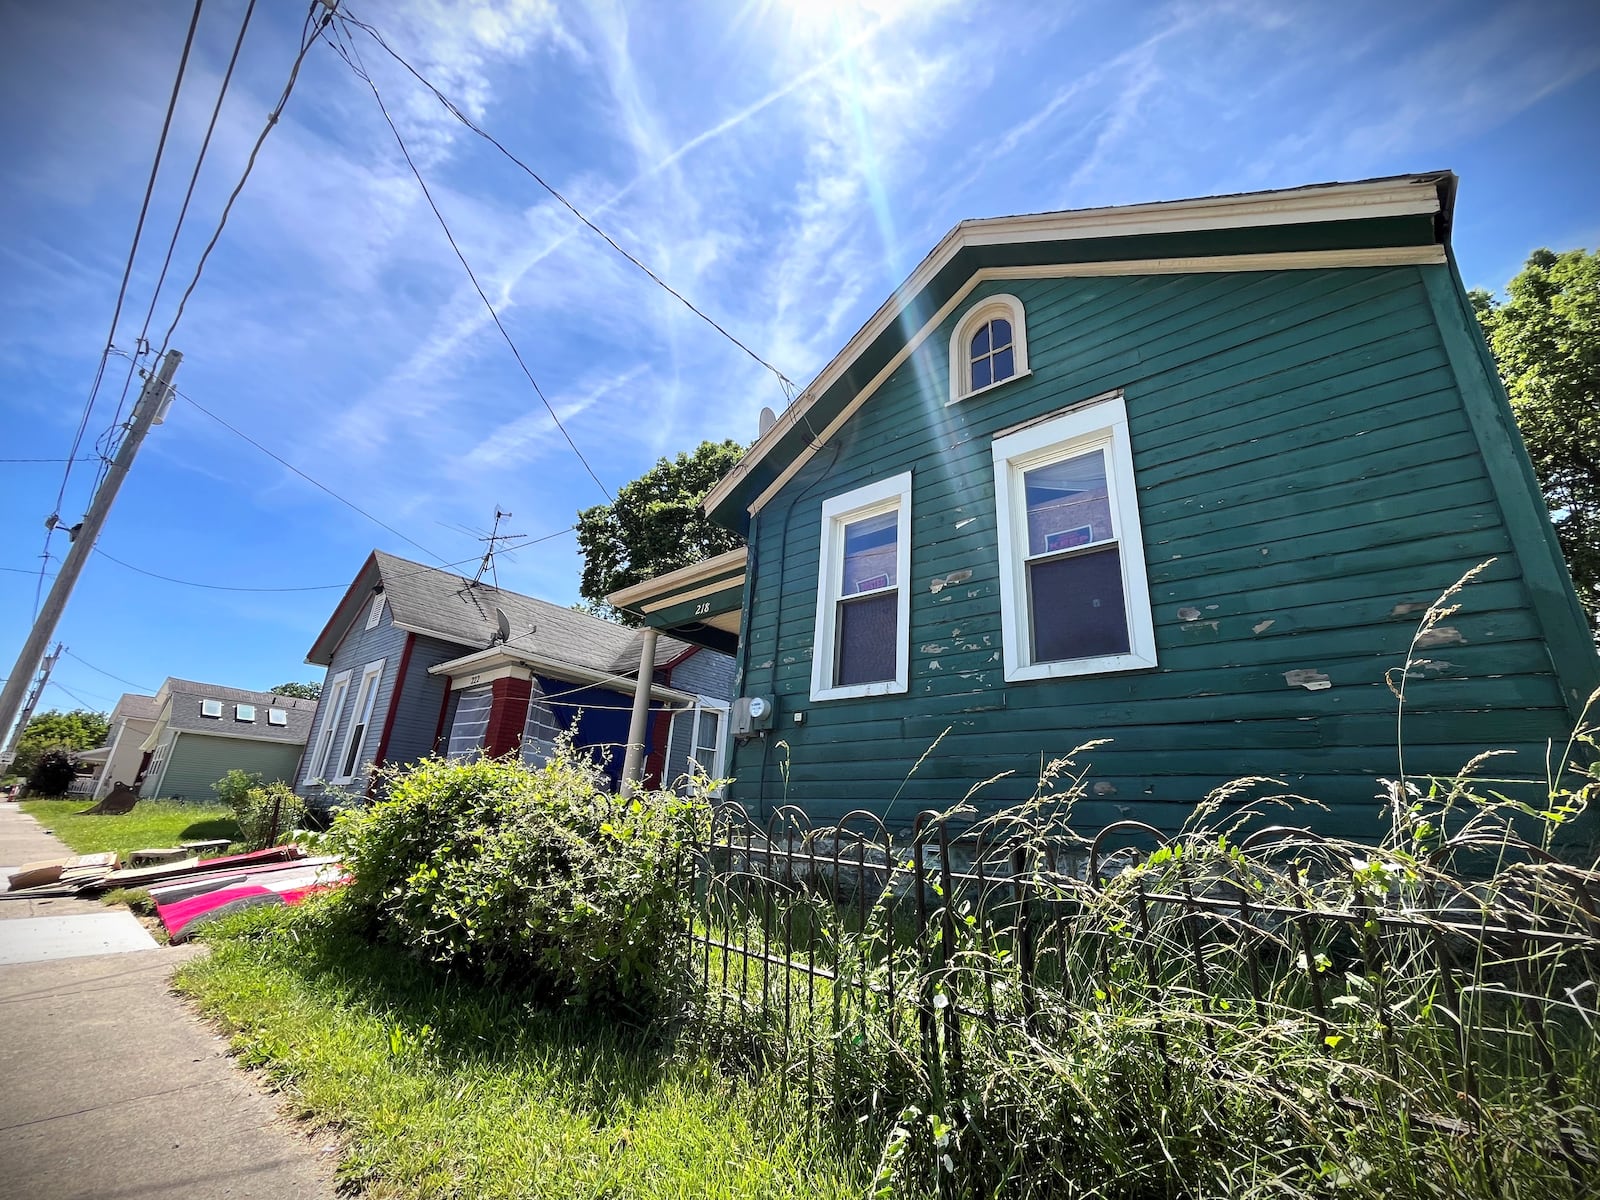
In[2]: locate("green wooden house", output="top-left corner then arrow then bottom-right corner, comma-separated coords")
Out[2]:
610,173 -> 1599,844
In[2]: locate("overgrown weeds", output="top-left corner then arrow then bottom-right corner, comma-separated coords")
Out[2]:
678,686 -> 1600,1199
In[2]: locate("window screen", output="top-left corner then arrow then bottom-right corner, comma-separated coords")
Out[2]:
447,686 -> 493,760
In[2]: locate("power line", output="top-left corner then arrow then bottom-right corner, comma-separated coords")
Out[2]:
46,679 -> 113,710
62,649 -> 155,694
174,384 -> 455,565
337,8 -> 797,400
49,0 -> 207,524
324,27 -> 614,503
153,2 -> 331,358
0,457 -> 100,464
94,0 -> 260,486
90,528 -> 574,595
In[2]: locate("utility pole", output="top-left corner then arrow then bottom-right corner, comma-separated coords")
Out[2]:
0,350 -> 181,750
0,642 -> 62,773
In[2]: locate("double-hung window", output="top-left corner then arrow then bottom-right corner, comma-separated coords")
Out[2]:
305,670 -> 350,783
992,392 -> 1156,680
334,659 -> 385,782
667,697 -> 729,793
811,472 -> 912,701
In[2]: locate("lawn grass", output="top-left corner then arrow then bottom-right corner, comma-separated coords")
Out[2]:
175,899 -> 866,1200
19,798 -> 240,858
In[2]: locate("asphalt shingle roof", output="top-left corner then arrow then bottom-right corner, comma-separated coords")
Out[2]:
159,678 -> 318,744
371,552 -> 687,679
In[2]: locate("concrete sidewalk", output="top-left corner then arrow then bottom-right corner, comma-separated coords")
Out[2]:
0,803 -> 336,1199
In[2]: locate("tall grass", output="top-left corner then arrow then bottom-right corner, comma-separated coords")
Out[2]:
676,565 -> 1600,1199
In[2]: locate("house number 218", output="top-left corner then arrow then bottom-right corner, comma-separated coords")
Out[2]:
694,601 -> 711,615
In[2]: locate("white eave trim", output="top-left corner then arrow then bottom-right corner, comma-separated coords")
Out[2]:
607,547 -> 748,610
704,175 -> 1446,519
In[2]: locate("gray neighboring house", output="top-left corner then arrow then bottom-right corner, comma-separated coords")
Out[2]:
137,678 -> 317,800
295,550 -> 735,809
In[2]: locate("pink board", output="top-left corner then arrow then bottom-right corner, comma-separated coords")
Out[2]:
146,856 -> 340,904
156,864 -> 347,942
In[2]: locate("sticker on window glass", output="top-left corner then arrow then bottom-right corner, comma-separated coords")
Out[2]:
1044,526 -> 1095,553
841,510 -> 897,594
1024,451 -> 1112,557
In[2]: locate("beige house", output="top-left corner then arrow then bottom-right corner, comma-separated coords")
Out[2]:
76,692 -> 161,800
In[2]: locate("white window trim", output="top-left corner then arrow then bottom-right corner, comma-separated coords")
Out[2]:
268,708 -> 288,726
235,704 -> 255,722
992,391 -> 1156,681
810,471 -> 913,702
333,658 -> 386,783
669,695 -> 730,795
305,669 -> 351,784
200,698 -> 223,719
948,293 -> 1031,405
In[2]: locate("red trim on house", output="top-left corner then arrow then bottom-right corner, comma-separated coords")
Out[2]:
658,642 -> 699,671
307,552 -> 380,666
369,631 -> 415,773
644,708 -> 671,788
485,676 -> 533,758
431,677 -> 454,755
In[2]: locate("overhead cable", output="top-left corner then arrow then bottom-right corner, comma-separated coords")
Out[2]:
89,529 -> 574,594
338,7 -> 797,400
153,1 -> 332,357
95,0 -> 260,481
63,649 -> 156,694
323,26 -> 613,502
174,385 -> 455,565
50,0 -> 207,520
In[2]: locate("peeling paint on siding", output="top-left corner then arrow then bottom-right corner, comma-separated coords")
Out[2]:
1177,607 -> 1202,621
1252,619 -> 1275,634
1284,668 -> 1332,691
1389,602 -> 1429,619
1415,626 -> 1467,648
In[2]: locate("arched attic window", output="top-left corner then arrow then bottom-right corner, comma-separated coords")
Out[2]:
949,294 -> 1029,404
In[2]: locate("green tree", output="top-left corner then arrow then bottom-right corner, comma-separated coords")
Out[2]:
1471,248 -> 1600,621
271,681 -> 322,700
5,708 -> 109,782
26,749 -> 79,797
576,440 -> 746,621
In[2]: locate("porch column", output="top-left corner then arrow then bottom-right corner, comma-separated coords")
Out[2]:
620,628 -> 658,797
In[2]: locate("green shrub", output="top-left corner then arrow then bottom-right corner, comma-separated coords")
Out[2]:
211,768 -> 263,812
237,782 -> 306,849
328,749 -> 705,1017
26,749 -> 79,797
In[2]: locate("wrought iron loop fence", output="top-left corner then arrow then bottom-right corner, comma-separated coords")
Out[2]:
676,801 -> 1600,1173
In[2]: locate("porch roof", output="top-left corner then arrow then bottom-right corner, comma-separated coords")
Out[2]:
605,548 -> 746,655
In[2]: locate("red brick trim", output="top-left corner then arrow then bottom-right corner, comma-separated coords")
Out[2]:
485,676 -> 533,758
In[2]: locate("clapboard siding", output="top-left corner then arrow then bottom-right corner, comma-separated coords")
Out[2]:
382,635 -> 459,765
297,604 -> 411,803
727,264 -> 1583,838
155,733 -> 305,803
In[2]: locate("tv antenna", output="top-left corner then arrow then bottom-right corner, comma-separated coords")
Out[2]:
470,508 -> 527,589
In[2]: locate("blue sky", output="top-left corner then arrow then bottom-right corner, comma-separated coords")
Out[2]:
2,0 -> 1597,714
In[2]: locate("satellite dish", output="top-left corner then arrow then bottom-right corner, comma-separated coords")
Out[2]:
758,406 -> 777,437
493,607 -> 511,644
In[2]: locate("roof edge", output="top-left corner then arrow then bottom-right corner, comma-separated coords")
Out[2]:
704,173 -> 1452,522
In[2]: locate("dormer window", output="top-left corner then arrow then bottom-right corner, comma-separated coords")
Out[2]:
235,704 -> 256,722
949,294 -> 1029,404
200,699 -> 223,718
